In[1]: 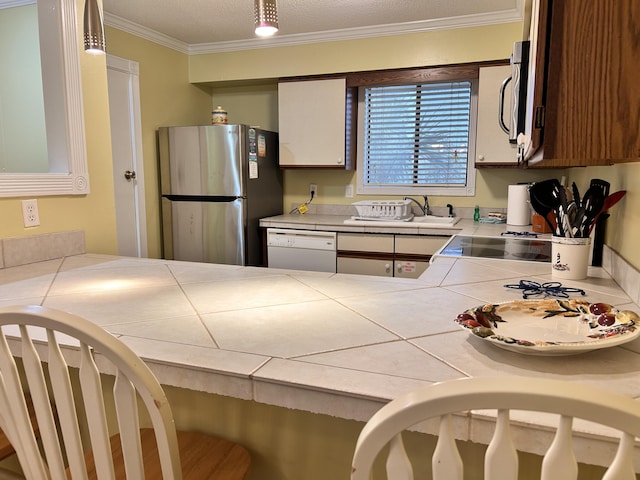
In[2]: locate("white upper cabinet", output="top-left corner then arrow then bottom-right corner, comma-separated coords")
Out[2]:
278,78 -> 349,168
475,65 -> 518,166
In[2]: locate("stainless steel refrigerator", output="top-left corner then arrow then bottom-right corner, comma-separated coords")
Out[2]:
158,125 -> 283,266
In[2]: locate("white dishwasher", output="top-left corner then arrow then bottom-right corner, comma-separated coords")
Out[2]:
267,228 -> 337,272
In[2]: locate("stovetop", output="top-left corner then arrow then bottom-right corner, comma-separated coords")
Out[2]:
437,235 -> 552,263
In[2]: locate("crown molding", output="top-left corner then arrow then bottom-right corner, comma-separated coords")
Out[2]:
104,13 -> 191,54
105,7 -> 524,56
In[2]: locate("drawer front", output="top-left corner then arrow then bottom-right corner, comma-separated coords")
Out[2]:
395,235 -> 448,255
337,233 -> 394,253
394,260 -> 429,279
337,257 -> 393,277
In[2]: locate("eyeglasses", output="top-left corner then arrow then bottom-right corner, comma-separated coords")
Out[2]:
504,280 -> 586,299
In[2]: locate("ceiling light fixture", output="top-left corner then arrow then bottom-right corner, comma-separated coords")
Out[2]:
254,0 -> 278,37
83,0 -> 106,54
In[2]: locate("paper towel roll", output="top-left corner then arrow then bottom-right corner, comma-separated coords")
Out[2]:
507,184 -> 531,226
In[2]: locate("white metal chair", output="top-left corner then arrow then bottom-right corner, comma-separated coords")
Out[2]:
0,305 -> 250,479
351,376 -> 640,480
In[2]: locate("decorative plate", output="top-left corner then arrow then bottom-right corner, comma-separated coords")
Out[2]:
455,299 -> 640,355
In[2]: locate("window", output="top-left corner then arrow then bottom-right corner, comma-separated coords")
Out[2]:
356,79 -> 477,196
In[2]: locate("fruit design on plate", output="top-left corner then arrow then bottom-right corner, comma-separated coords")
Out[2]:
455,299 -> 639,348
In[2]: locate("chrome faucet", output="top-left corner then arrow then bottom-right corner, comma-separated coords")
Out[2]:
404,195 -> 430,216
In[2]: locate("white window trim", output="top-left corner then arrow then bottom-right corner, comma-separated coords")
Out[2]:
0,0 -> 89,197
356,80 -> 478,197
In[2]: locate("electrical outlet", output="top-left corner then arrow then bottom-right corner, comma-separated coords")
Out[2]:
345,184 -> 354,198
309,183 -> 317,198
22,199 -> 40,227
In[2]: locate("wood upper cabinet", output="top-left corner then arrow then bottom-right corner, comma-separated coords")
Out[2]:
525,0 -> 640,166
278,78 -> 353,168
475,65 -> 518,166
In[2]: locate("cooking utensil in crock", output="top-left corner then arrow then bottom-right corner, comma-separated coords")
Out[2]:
589,178 -> 611,199
557,186 -> 572,237
580,186 -> 605,237
571,182 -> 581,208
529,180 -> 562,234
589,190 -> 626,234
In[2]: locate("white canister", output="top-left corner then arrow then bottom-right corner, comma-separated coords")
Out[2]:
551,236 -> 591,280
507,184 -> 532,226
211,106 -> 228,124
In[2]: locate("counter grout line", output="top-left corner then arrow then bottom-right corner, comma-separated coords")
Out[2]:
407,334 -> 472,377
288,337 -> 405,360
163,263 -> 222,349
40,256 -> 69,307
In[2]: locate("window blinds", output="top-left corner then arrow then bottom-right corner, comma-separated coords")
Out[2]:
363,82 -> 472,187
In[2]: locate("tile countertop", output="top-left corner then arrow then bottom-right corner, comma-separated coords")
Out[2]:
1,244 -> 640,468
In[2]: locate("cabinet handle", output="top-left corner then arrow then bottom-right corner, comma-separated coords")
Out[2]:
337,158 -> 343,165
396,263 -> 403,273
384,263 -> 390,272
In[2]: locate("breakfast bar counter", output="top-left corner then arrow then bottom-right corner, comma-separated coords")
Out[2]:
1,244 -> 639,478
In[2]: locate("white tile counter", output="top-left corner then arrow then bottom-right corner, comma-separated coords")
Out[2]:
1,249 -> 639,475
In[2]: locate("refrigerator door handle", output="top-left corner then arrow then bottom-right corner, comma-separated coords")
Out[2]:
163,195 -> 242,202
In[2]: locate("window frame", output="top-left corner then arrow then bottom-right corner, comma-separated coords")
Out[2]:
349,65 -> 479,197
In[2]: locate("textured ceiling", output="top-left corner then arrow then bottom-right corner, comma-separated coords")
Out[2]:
102,0 -> 525,49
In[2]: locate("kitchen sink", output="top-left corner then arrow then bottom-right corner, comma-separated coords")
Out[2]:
343,215 -> 461,228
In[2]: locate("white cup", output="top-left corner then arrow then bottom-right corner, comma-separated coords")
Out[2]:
551,236 -> 591,280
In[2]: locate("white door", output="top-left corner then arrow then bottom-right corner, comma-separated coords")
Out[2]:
107,55 -> 147,257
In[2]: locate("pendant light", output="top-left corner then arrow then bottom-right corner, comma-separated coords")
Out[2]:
84,0 -> 106,54
254,0 -> 278,37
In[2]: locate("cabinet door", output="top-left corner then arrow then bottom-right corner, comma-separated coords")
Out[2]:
546,0 -> 640,164
337,257 -> 393,277
475,65 -> 518,166
278,79 -> 348,167
526,0 -> 640,166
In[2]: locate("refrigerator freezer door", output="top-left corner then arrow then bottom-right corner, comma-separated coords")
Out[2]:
170,199 -> 245,265
165,125 -> 243,196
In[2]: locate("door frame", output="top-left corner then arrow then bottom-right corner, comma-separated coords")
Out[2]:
106,54 -> 148,257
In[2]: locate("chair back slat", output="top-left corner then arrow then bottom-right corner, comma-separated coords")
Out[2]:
484,409 -> 517,480
47,329 -> 89,479
79,342 -> 116,480
602,433 -> 636,480
385,434 -> 413,480
113,372 -> 145,478
0,333 -> 48,479
432,414 -> 462,480
541,415 -> 577,480
18,326 -> 68,479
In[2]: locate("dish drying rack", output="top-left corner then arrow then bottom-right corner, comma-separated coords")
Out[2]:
351,200 -> 414,221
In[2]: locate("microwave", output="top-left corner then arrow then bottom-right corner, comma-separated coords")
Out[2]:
499,41 -> 530,144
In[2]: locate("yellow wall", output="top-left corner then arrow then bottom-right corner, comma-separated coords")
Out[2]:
568,164 -> 639,268
189,23 -> 525,82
